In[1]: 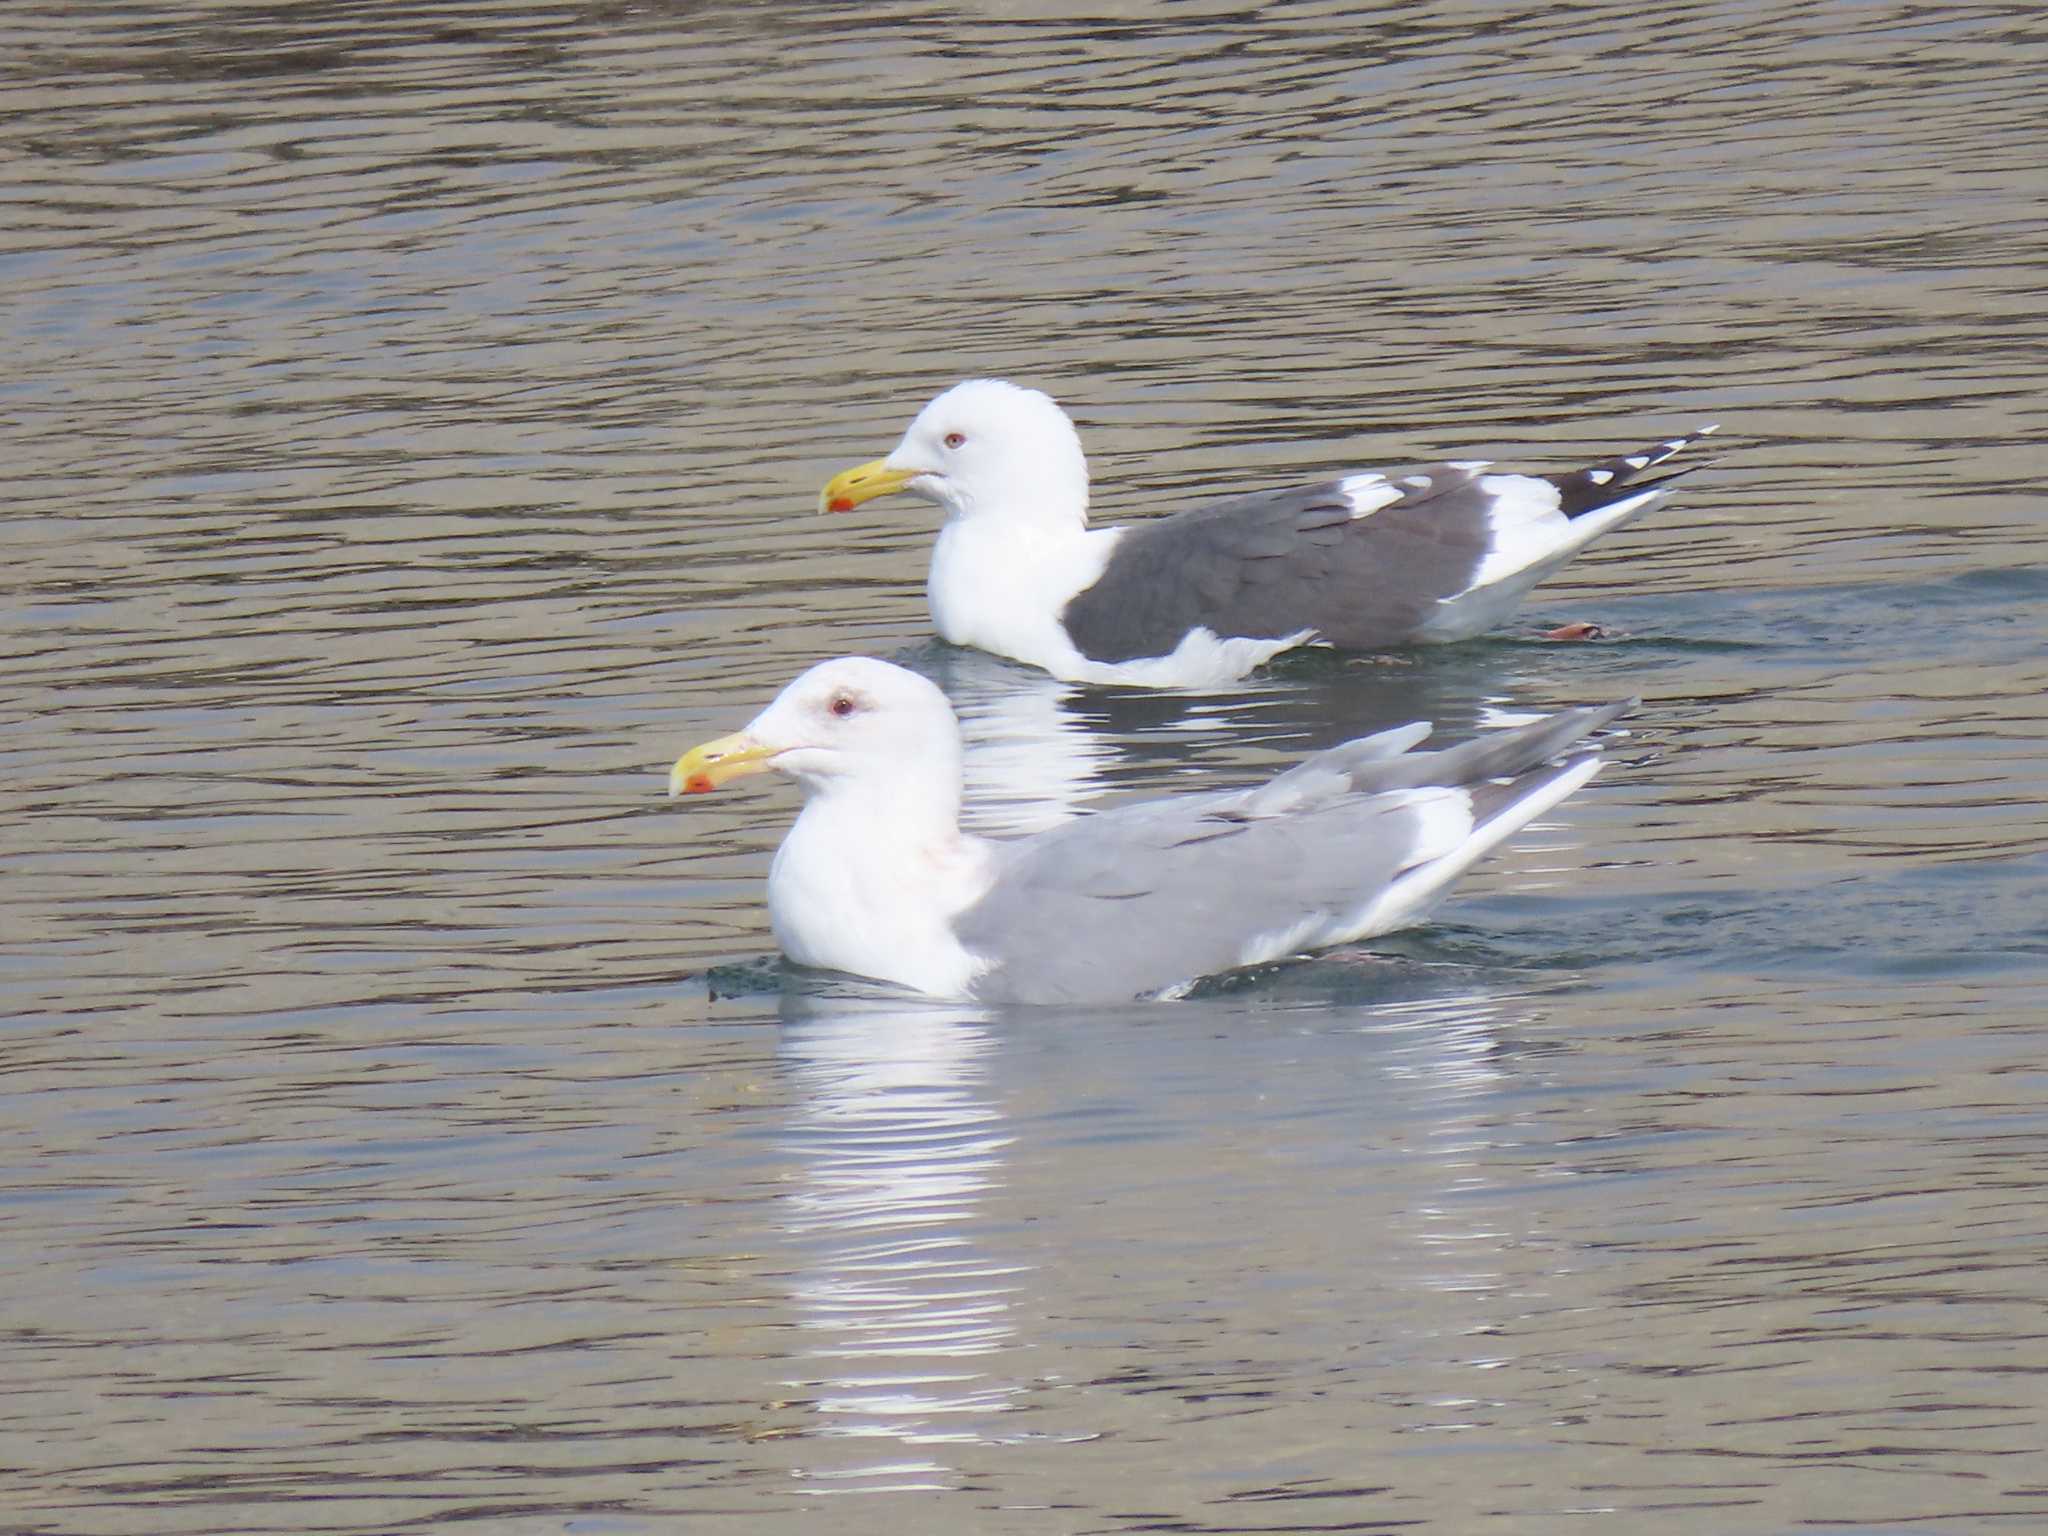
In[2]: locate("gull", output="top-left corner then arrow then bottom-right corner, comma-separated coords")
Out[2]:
669,656 -> 1631,1004
822,379 -> 1713,687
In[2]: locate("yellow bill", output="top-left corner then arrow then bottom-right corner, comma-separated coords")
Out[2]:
819,458 -> 920,514
669,732 -> 778,797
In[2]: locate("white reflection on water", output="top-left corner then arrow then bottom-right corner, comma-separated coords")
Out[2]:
762,971 -> 1560,1492
948,674 -> 1107,837
772,993 -> 1032,1492
915,646 -> 1113,837
1374,992 -> 1522,1310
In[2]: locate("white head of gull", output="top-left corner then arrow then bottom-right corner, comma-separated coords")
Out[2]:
827,378 -> 1091,531
821,379 -> 1716,688
671,657 -> 992,998
671,656 -> 1633,1005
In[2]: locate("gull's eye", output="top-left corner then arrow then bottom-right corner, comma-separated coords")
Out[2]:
943,431 -> 966,450
829,693 -> 858,719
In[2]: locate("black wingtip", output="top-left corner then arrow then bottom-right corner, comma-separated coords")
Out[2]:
1552,425 -> 1720,520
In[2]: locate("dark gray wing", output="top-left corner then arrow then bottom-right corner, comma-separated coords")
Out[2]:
1058,469 -> 1494,662
1058,435 -> 1709,663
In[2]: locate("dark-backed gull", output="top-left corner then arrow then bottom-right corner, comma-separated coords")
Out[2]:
821,379 -> 1713,687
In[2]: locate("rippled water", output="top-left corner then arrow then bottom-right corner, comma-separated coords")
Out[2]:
6,2 -> 2048,1531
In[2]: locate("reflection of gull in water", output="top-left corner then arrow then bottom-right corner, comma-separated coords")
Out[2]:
774,992 -> 1053,1494
946,673 -> 1105,838
912,645 -> 1109,836
760,969 -> 1582,1488
1367,987 -> 1579,1357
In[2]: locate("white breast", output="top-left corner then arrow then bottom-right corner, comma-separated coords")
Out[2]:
768,806 -> 992,997
927,519 -> 1121,679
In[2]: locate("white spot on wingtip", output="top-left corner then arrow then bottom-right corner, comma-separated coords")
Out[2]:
1401,474 -> 1432,489
1448,459 -> 1491,472
1339,473 -> 1401,521
1623,454 -> 1650,469
1587,468 -> 1614,485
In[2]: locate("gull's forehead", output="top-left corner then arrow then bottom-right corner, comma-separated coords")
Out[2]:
791,659 -> 873,699
790,656 -> 940,710
915,378 -> 1048,430
807,656 -> 895,686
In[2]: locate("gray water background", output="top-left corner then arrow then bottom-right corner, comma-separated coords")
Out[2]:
5,3 -> 2047,1532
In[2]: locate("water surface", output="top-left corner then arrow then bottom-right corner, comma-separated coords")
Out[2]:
5,3 -> 2047,1531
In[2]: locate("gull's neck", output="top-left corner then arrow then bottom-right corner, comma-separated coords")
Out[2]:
938,455 -> 1090,530
767,770 -> 993,998
798,760 -> 966,834
927,481 -> 1121,679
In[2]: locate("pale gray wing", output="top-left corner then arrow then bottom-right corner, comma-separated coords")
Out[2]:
954,790 -> 1437,1006
1309,699 -> 1633,794
952,701 -> 1633,1005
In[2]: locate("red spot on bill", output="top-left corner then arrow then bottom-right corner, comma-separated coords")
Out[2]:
826,496 -> 855,513
685,774 -> 715,794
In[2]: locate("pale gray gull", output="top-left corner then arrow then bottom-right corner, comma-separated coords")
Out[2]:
668,656 -> 1631,1004
820,379 -> 1715,687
